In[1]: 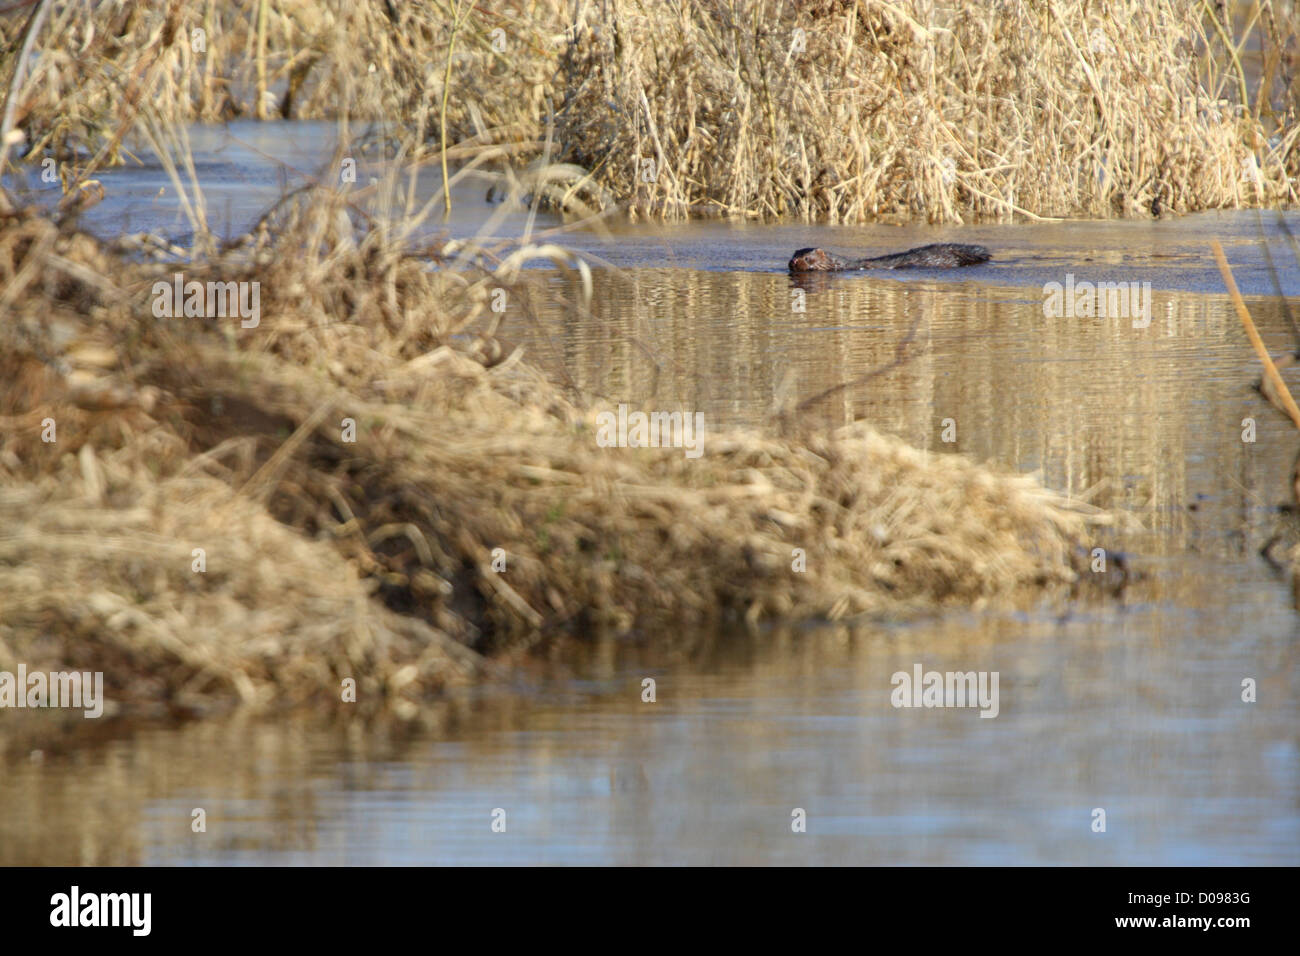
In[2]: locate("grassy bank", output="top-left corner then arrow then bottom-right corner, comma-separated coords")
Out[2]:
0,190 -> 1107,735
1,0 -> 1296,221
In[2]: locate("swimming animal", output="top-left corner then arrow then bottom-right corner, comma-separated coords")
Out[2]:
788,243 -> 991,272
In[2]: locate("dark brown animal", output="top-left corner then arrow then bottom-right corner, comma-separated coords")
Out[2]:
788,243 -> 991,272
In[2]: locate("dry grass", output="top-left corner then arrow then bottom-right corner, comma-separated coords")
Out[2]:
1213,234 -> 1300,608
557,0 -> 1300,220
1,0 -> 1296,221
0,474 -> 483,717
0,1 -> 554,147
0,1 -> 1138,741
0,194 -> 1107,728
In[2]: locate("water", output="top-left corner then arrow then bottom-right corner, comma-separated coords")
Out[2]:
14,121 -> 1300,297
3,122 -> 1299,864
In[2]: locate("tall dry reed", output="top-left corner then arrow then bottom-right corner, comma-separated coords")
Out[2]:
1,0 -> 1295,221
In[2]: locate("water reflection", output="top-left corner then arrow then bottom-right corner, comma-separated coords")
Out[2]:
523,267 -> 1300,556
3,123 -> 1299,864
4,594 -> 1297,865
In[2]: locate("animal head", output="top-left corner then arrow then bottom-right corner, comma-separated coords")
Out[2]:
788,248 -> 837,272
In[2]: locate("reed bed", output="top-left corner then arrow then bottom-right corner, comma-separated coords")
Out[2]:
0,196 -> 1106,724
557,0 -> 1300,219
2,0 -> 1296,221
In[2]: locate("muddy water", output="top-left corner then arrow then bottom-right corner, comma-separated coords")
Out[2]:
2,123 -> 1299,864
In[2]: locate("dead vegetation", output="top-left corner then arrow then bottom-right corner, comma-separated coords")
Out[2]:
1212,233 -> 1300,607
557,0 -> 1300,220
0,0 -> 1150,746
1,0 -> 1296,222
0,194 -> 1107,731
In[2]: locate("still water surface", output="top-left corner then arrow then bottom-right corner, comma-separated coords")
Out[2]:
2,122 -> 1298,864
